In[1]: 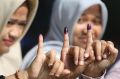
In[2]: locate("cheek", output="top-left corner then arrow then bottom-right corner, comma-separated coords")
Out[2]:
19,28 -> 24,36
94,27 -> 102,39
73,24 -> 83,35
15,28 -> 24,38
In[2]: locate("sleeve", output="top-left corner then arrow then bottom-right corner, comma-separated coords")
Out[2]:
21,45 -> 38,69
104,60 -> 120,79
79,70 -> 106,79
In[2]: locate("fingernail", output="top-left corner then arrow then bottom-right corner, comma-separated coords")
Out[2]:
103,54 -> 107,59
97,56 -> 101,60
39,33 -> 42,37
48,63 -> 53,67
66,70 -> 71,74
55,74 -> 60,77
75,61 -> 78,65
87,24 -> 91,30
79,61 -> 84,65
49,72 -> 54,75
85,53 -> 89,58
64,26 -> 68,34
109,44 -> 113,48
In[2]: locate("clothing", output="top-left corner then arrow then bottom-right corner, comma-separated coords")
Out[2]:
21,0 -> 108,79
0,42 -> 22,76
0,0 -> 38,76
104,59 -> 120,79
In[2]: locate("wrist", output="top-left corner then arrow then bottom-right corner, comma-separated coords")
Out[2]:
83,69 -> 104,78
15,70 -> 29,79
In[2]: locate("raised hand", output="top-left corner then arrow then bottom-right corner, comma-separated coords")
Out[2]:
26,34 -> 69,79
27,34 -> 46,79
83,25 -> 118,77
59,26 -> 94,79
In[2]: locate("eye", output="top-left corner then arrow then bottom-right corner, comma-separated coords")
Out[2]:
78,17 -> 87,24
93,19 -> 101,25
19,22 -> 27,26
8,21 -> 15,25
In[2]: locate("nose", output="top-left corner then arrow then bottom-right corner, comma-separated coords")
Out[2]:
9,25 -> 21,39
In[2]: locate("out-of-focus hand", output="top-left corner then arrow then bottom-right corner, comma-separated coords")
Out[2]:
83,25 -> 118,77
83,40 -> 118,77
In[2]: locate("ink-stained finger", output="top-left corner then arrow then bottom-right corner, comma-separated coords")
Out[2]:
61,26 -> 69,62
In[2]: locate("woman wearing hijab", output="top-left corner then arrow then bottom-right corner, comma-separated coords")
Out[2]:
0,0 -> 67,79
22,0 -> 118,79
0,0 -> 38,76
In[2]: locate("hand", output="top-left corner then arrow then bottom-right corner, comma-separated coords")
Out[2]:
60,27 -> 94,79
26,34 -> 46,79
83,25 -> 118,77
26,34 -> 70,79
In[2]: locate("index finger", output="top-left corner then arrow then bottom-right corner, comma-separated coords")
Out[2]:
87,24 -> 93,46
85,24 -> 93,58
37,34 -> 44,57
60,26 -> 69,62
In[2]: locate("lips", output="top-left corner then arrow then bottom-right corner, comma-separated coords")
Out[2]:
78,36 -> 87,43
3,39 -> 14,47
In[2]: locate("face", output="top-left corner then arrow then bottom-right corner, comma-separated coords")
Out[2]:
0,5 -> 28,54
72,5 -> 102,48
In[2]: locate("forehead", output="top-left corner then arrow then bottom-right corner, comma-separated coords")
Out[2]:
84,5 -> 101,15
13,6 -> 29,17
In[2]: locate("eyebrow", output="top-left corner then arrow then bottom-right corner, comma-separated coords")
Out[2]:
9,18 -> 28,24
82,13 -> 101,19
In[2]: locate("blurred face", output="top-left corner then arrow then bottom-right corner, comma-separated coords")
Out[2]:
72,5 -> 102,48
0,6 -> 28,54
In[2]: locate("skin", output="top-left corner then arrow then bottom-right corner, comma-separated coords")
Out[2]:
0,6 -> 28,54
72,5 -> 102,49
31,4 -> 118,79
34,5 -> 118,79
5,4 -> 117,79
5,5 -> 67,79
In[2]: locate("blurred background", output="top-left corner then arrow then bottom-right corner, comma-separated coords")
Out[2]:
21,0 -> 120,58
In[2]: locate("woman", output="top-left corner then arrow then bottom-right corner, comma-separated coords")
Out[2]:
0,0 -> 38,76
22,0 -> 118,79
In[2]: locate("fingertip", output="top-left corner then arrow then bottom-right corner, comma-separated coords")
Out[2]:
85,53 -> 89,58
79,61 -> 84,65
75,60 -> 78,65
64,26 -> 68,34
49,72 -> 54,76
87,24 -> 92,30
103,54 -> 107,59
97,56 -> 102,61
39,34 -> 43,40
48,63 -> 53,67
63,69 -> 71,74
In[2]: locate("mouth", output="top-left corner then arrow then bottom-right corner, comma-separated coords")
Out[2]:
3,39 -> 14,47
80,39 -> 87,44
79,36 -> 87,42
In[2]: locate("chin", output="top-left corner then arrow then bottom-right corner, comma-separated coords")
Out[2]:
0,47 -> 9,55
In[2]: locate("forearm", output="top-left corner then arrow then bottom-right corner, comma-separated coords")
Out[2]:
5,75 -> 16,79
